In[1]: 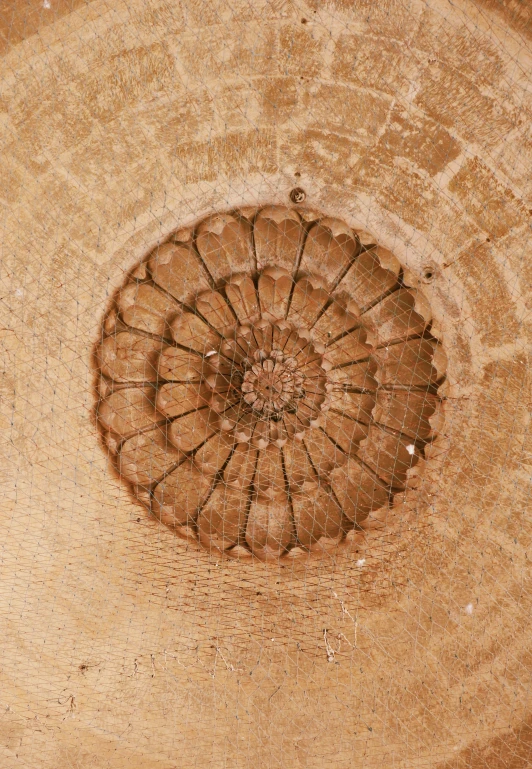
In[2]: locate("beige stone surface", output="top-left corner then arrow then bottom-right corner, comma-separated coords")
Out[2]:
0,0 -> 531,767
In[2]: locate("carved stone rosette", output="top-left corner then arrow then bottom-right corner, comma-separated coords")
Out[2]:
95,206 -> 446,561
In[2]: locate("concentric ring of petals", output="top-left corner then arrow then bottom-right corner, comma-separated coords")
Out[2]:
96,206 -> 446,560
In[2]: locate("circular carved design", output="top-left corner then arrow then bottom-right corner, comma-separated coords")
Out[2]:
95,206 -> 446,561
289,187 -> 307,204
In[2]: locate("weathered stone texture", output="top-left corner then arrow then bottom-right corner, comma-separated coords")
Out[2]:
307,0 -> 422,41
301,83 -> 391,145
436,713 -> 532,769
260,76 -> 298,125
449,156 -> 528,238
174,130 -> 278,184
0,0 -> 531,767
452,241 -> 522,345
438,358 -> 529,516
175,22 -> 277,81
414,12 -> 506,90
278,22 -> 328,78
476,0 -> 532,40
0,0 -> 88,54
415,62 -> 518,148
280,128 -> 364,179
331,33 -> 419,97
350,152 -> 481,258
378,106 -> 461,176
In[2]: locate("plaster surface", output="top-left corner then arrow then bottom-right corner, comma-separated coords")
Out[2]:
0,1 -> 531,767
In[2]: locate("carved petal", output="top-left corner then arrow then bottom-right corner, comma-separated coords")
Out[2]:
151,460 -> 213,526
362,288 -> 431,346
373,339 -> 446,387
287,278 -> 329,327
254,444 -> 286,499
299,218 -> 359,289
250,320 -> 274,355
327,360 -> 378,390
149,243 -> 211,302
334,247 -> 400,311
233,412 -> 258,443
193,432 -> 235,475
203,365 -> 240,394
221,338 -> 252,366
119,426 -> 184,486
372,391 -> 440,440
271,323 -> 293,351
312,300 -> 360,346
326,391 -> 376,424
301,370 -> 328,391
170,311 -> 221,355
224,443 -> 258,489
157,347 -> 210,382
296,399 -> 322,425
195,290 -> 236,336
321,411 -> 369,454
292,481 -> 344,549
197,484 -> 251,552
267,420 -> 288,448
324,327 -> 372,368
301,382 -> 327,412
156,382 -> 210,418
282,411 -> 310,439
254,206 -> 303,273
98,386 -> 160,437
303,428 -> 346,476
283,441 -> 316,491
225,274 -> 260,324
330,459 -> 390,523
219,402 -> 250,433
197,439 -> 257,550
117,283 -> 179,336
195,213 -> 254,279
294,340 -> 323,367
357,425 -> 422,488
168,408 -> 218,452
245,495 -> 293,560
98,332 -> 164,382
257,267 -> 293,319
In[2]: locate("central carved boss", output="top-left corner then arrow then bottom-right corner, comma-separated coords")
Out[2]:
95,206 -> 446,561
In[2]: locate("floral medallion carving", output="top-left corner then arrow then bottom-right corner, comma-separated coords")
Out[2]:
95,206 -> 446,561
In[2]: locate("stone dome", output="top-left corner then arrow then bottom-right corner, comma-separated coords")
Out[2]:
1,1 -> 531,767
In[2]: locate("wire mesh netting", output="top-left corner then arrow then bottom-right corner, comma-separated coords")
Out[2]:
0,1 -> 531,768
95,207 -> 446,561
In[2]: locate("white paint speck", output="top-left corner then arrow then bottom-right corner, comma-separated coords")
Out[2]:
205,350 -> 216,357
356,558 -> 366,567
465,603 -> 474,615
406,444 -> 416,455
15,288 -> 23,298
43,0 -> 51,7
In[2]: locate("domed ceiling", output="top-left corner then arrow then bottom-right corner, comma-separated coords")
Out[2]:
0,1 -> 530,767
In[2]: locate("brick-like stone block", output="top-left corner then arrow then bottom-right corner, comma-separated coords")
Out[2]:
331,33 -> 419,97
302,83 -> 390,147
260,77 -> 298,126
80,42 -> 176,124
415,62 -> 517,148
176,22 -> 277,81
280,128 -> 364,180
174,130 -> 278,184
453,241 -> 521,345
278,22 -> 327,78
449,156 -> 528,238
379,106 -> 461,176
